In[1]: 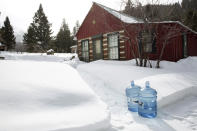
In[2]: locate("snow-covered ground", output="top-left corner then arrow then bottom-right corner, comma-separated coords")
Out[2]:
0,53 -> 110,131
77,58 -> 197,131
0,52 -> 197,131
0,52 -> 83,68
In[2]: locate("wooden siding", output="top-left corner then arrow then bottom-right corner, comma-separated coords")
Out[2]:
77,3 -> 197,62
76,3 -> 123,40
188,33 -> 197,56
124,22 -> 197,62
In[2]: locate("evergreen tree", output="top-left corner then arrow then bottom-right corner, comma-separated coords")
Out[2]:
55,19 -> 72,53
33,4 -> 52,50
123,0 -> 134,15
182,0 -> 197,31
72,20 -> 80,36
23,25 -> 37,52
123,1 -> 183,22
0,12 -> 2,43
1,16 -> 16,50
170,2 -> 182,21
71,20 -> 80,47
185,10 -> 197,31
182,0 -> 197,10
23,4 -> 52,52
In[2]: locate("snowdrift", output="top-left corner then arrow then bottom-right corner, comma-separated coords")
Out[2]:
77,57 -> 197,108
77,57 -> 197,131
0,60 -> 110,131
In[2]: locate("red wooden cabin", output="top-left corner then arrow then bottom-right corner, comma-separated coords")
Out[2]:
76,2 -> 197,62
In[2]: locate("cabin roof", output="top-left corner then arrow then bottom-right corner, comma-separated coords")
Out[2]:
94,2 -> 143,24
96,2 -> 197,35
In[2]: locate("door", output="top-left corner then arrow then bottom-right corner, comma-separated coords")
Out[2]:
93,39 -> 103,60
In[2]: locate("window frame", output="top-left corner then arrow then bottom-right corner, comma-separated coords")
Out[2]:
138,30 -> 157,54
81,39 -> 89,62
92,34 -> 103,60
107,32 -> 120,60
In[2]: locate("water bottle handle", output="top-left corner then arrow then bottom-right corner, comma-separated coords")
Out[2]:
145,81 -> 150,88
131,80 -> 134,87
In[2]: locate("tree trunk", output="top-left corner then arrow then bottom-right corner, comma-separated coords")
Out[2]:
143,54 -> 147,67
156,40 -> 167,68
139,54 -> 143,67
147,57 -> 152,68
128,39 -> 139,66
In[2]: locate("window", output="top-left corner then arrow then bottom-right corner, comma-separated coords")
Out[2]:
95,40 -> 101,53
139,30 -> 157,53
81,40 -> 89,62
108,33 -> 119,60
93,39 -> 103,60
141,31 -> 152,53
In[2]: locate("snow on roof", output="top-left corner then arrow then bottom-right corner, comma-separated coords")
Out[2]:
70,45 -> 77,49
0,42 -> 5,46
47,49 -> 54,52
95,3 -> 197,34
95,2 -> 143,24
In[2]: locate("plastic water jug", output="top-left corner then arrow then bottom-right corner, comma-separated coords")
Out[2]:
138,81 -> 157,118
125,81 -> 141,112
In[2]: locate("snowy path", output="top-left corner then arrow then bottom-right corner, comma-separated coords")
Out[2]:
77,58 -> 197,131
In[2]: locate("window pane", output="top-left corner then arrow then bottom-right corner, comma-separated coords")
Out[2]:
82,40 -> 89,61
95,40 -> 101,53
144,43 -> 152,52
109,34 -> 118,47
108,34 -> 119,60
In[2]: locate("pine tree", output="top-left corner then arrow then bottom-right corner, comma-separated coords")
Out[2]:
124,0 -> 133,14
71,20 -> 80,47
23,4 -> 52,52
33,4 -> 52,50
23,25 -> 37,52
185,10 -> 197,31
182,0 -> 197,10
72,20 -> 80,36
55,19 -> 72,53
182,0 -> 197,31
1,16 -> 16,50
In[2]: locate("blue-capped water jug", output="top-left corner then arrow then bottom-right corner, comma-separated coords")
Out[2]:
125,80 -> 141,112
138,81 -> 157,118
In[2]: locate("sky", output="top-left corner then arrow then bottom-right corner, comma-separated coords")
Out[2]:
0,0 -> 182,42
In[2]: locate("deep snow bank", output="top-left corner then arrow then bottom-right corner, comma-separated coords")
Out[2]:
0,60 -> 110,131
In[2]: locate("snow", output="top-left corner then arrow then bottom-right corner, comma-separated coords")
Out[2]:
96,2 -> 143,24
160,96 -> 197,131
0,52 -> 83,68
1,52 -> 197,131
47,49 -> 54,53
77,57 -> 197,131
70,45 -> 77,48
0,56 -> 110,131
96,2 -> 197,34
